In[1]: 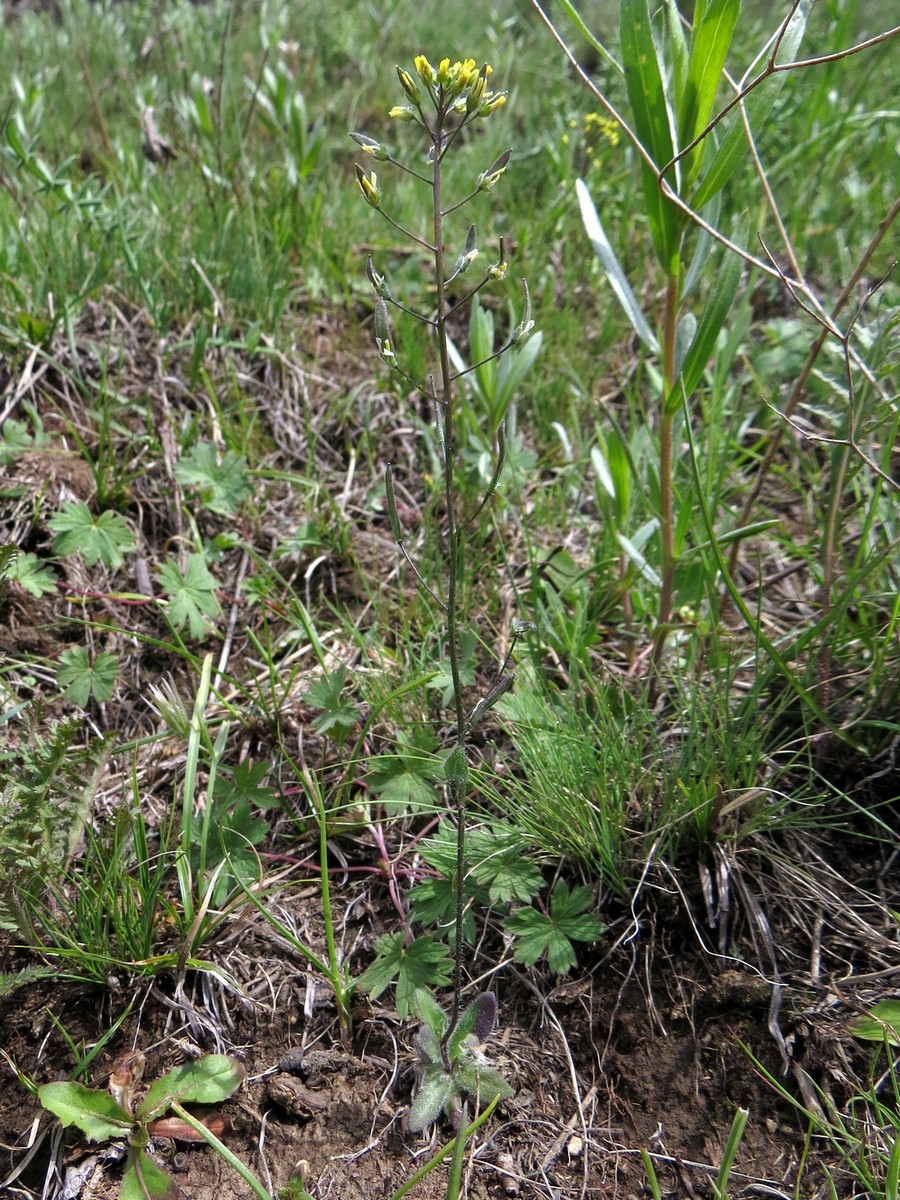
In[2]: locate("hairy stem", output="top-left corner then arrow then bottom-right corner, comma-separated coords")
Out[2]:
429,103 -> 468,1058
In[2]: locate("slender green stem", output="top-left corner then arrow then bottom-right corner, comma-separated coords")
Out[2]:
169,1102 -> 270,1199
388,1097 -> 500,1200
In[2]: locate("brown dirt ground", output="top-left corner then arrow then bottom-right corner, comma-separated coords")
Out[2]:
2,822 -> 897,1200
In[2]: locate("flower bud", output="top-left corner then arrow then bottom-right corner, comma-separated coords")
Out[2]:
479,92 -> 507,117
350,131 -> 389,160
396,65 -> 421,105
354,163 -> 381,208
477,148 -> 512,192
388,105 -> 415,121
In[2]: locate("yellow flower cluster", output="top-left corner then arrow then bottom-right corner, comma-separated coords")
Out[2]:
394,55 -> 506,118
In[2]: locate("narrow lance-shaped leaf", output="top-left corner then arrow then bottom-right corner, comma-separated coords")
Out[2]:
691,0 -> 811,209
576,179 -> 660,352
678,0 -> 741,190
620,0 -> 682,271
665,214 -> 746,412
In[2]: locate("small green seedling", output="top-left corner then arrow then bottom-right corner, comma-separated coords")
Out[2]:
408,988 -> 511,1132
39,1050 -> 245,1199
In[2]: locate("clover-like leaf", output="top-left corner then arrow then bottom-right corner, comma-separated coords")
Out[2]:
504,880 -> 605,974
174,442 -> 252,516
48,502 -> 136,569
355,933 -> 452,1019
156,554 -> 220,638
57,647 -> 119,706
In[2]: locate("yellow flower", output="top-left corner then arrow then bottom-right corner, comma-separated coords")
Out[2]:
478,92 -> 507,117
388,105 -> 415,121
414,54 -> 434,85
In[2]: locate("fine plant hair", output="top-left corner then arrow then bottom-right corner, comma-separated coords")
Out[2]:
352,56 -> 533,1057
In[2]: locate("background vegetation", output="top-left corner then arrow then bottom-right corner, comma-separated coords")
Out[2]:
0,0 -> 897,1197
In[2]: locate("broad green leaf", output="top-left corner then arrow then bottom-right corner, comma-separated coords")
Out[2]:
849,1000 -> 900,1046
120,1148 -> 177,1200
454,1064 -> 513,1105
408,876 -> 479,944
156,554 -> 220,638
57,647 -> 119,706
678,0 -> 741,190
411,987 -> 449,1040
495,330 -> 543,417
49,502 -> 136,569
38,1082 -> 132,1141
304,667 -> 360,737
620,0 -> 681,271
448,993 -> 497,1059
576,180 -> 659,353
691,1 -> 811,209
138,1055 -> 244,1120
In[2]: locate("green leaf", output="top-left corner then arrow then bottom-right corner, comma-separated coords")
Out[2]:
213,758 -> 278,809
849,1000 -> 900,1046
504,881 -> 605,975
5,551 -> 58,597
447,993 -> 497,1060
138,1055 -> 245,1121
174,442 -> 252,516
408,876 -> 479,944
48,501 -> 136,569
408,1072 -> 456,1133
678,0 -> 741,190
304,667 -> 360,737
620,0 -> 681,272
665,217 -> 746,412
691,2 -> 810,209
467,825 -> 543,904
57,647 -> 119,706
355,933 -> 453,1019
156,554 -> 220,638
121,1147 -> 177,1200
411,987 -> 450,1041
576,179 -> 660,353
38,1082 -> 132,1141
